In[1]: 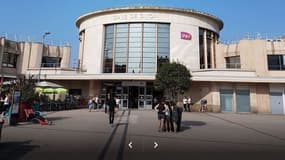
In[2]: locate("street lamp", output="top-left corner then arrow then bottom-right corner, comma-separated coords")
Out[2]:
38,32 -> 51,82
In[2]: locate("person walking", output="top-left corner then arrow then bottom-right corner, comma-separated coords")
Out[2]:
163,102 -> 171,132
115,96 -> 120,117
94,95 -> 99,110
187,96 -> 192,112
176,101 -> 183,132
155,99 -> 167,132
88,97 -> 94,112
183,96 -> 187,112
200,99 -> 208,112
169,101 -> 178,132
108,95 -> 116,127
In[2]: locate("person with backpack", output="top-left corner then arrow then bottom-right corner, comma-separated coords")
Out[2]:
155,99 -> 167,132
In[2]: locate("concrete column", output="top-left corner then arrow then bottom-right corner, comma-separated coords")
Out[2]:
233,87 -> 237,113
61,46 -> 71,68
89,80 -> 95,97
210,32 -> 215,69
211,82 -> 221,112
203,30 -> 208,69
0,38 -> 5,71
78,31 -> 85,71
250,85 -> 258,113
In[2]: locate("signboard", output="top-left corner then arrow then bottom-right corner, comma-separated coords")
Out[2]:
181,32 -> 192,40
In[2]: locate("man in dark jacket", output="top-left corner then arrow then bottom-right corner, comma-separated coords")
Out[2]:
176,103 -> 183,132
108,96 -> 116,127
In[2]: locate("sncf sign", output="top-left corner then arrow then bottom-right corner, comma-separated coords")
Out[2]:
181,32 -> 192,40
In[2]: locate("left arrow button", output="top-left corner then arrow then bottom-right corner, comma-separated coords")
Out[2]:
128,142 -> 133,149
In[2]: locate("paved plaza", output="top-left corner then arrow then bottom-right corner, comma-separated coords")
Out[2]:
1,109 -> 285,160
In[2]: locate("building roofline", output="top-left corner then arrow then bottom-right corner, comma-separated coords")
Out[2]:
76,6 -> 224,30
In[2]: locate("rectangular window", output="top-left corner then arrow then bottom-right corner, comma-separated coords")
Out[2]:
2,52 -> 17,68
268,55 -> 285,70
103,23 -> 170,73
225,56 -> 241,69
41,56 -> 61,67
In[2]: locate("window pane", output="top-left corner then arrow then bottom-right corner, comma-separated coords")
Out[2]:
144,27 -> 156,33
143,58 -> 155,63
129,42 -> 142,47
130,27 -> 142,32
144,37 -> 156,42
268,55 -> 281,70
143,42 -> 156,47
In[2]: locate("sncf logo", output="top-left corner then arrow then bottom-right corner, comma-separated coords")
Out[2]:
181,32 -> 192,40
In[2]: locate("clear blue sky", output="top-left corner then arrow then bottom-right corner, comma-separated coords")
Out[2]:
0,0 -> 284,67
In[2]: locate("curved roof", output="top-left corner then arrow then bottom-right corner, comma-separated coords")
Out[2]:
76,6 -> 224,30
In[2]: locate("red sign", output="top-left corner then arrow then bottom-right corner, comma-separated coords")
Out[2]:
181,32 -> 192,40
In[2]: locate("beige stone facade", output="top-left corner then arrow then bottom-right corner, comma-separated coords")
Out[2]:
1,6 -> 284,114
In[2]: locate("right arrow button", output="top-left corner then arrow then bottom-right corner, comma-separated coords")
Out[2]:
154,142 -> 159,149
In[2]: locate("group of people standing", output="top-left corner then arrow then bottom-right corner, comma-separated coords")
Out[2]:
154,99 -> 183,132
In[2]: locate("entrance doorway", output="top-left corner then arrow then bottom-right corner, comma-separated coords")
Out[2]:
128,87 -> 139,108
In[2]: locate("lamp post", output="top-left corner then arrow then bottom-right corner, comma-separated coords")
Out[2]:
38,32 -> 51,82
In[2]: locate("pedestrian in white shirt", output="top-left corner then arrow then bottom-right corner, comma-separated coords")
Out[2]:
183,96 -> 187,112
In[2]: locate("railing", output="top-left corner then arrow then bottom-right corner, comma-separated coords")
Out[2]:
41,63 -> 61,68
226,63 -> 241,69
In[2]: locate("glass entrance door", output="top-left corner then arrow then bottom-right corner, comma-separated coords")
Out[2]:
128,86 -> 139,108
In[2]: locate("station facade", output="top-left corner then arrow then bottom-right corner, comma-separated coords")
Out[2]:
1,6 -> 284,114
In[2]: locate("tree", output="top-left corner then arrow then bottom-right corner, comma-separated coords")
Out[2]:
154,62 -> 192,101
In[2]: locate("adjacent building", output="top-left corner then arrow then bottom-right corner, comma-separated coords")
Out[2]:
1,6 -> 284,114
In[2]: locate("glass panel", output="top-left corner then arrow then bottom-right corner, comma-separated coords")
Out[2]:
220,89 -> 233,112
116,58 -> 127,63
116,47 -> 127,52
116,42 -> 128,48
143,68 -> 155,73
158,37 -> 169,43
143,47 -> 156,52
129,42 -> 142,47
130,27 -> 142,33
143,58 -> 155,63
144,27 -> 156,33
144,37 -> 156,42
116,32 -> 128,38
129,48 -> 141,52
144,32 -> 156,37
268,55 -> 281,70
129,58 -> 141,63
116,38 -> 128,43
130,23 -> 142,27
143,63 -> 156,68
130,32 -> 142,37
143,42 -> 156,47
129,37 -> 142,42
143,52 -> 155,57
129,52 -> 141,57
236,90 -> 250,112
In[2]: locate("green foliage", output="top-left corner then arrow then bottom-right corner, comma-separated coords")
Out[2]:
154,62 -> 192,100
20,81 -> 35,103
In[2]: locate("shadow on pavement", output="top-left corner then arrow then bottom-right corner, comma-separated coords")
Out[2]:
0,140 -> 40,160
180,120 -> 206,132
46,116 -> 70,122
